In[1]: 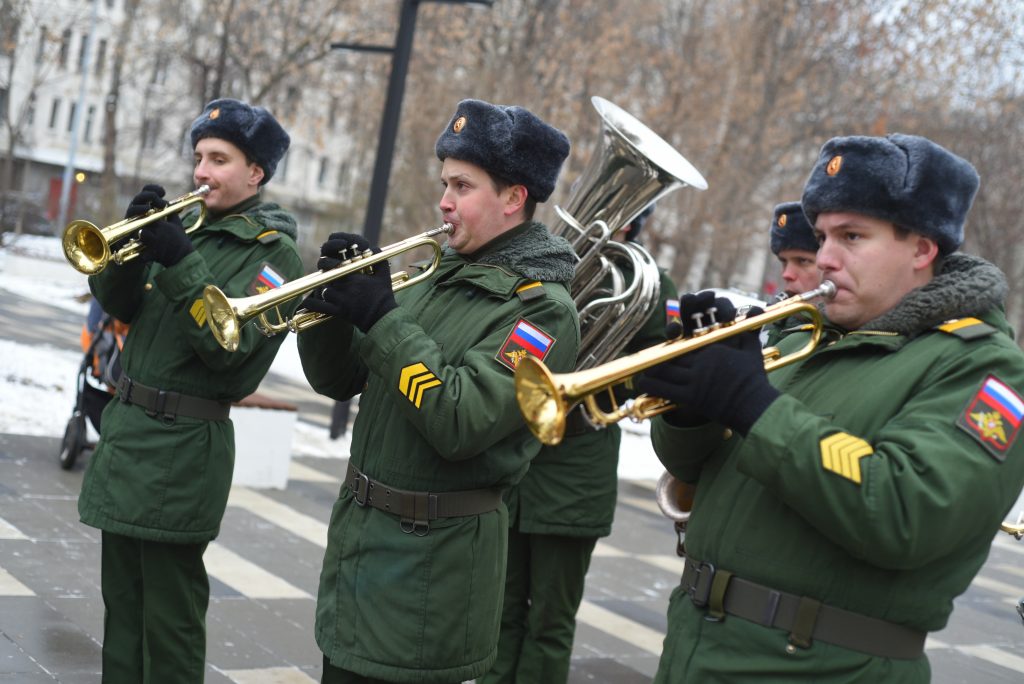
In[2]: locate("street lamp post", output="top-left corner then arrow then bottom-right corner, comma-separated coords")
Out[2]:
332,0 -> 493,247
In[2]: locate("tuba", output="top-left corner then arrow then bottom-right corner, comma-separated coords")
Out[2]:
553,96 -> 708,371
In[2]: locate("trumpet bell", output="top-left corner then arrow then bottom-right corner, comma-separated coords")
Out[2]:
203,285 -> 242,352
62,220 -> 109,275
514,356 -> 568,447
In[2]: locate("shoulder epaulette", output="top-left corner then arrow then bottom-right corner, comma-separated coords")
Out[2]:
256,230 -> 281,244
936,317 -> 997,340
516,281 -> 546,302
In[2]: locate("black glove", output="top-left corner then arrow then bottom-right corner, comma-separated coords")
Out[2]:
636,326 -> 778,437
125,184 -> 166,218
300,232 -> 397,333
138,211 -> 193,267
637,293 -> 773,434
678,290 -> 737,338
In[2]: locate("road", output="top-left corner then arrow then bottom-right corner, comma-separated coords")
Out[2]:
1,282 -> 1024,682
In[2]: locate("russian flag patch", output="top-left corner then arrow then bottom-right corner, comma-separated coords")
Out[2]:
666,299 -> 681,327
496,318 -> 556,371
247,262 -> 286,295
957,375 -> 1024,461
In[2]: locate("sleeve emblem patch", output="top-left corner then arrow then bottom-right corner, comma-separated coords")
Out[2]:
820,432 -> 873,484
957,375 -> 1024,461
666,299 -> 681,327
246,261 -> 286,296
496,318 -> 555,372
399,362 -> 442,409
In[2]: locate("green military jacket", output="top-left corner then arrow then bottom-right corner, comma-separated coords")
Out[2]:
508,268 -> 677,538
297,221 -> 580,682
78,195 -> 303,543
650,254 -> 1024,683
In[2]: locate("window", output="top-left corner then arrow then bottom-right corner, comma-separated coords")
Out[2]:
142,117 -> 162,149
276,152 -> 288,182
328,97 -> 338,129
317,157 -> 329,187
26,93 -> 36,126
49,98 -> 61,129
77,32 -> 88,72
337,161 -> 348,190
59,28 -> 71,69
0,87 -> 8,119
67,102 -> 76,132
36,26 -> 47,63
84,105 -> 96,142
151,53 -> 168,85
95,39 -> 107,77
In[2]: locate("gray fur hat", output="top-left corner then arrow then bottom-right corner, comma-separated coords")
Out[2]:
190,98 -> 290,185
769,201 -> 818,255
801,133 -> 979,254
435,99 -> 570,203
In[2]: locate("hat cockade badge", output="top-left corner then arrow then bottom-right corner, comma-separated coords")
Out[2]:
778,214 -> 788,228
210,108 -> 221,120
453,115 -> 466,133
826,155 -> 843,176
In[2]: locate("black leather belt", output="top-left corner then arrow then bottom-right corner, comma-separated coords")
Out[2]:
681,556 -> 926,660
116,373 -> 230,422
343,463 -> 502,535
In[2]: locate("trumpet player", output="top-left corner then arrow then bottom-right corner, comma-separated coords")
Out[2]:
77,98 -> 302,683
638,134 -> 1024,682
296,99 -> 580,683
764,200 -> 822,346
770,200 -> 821,298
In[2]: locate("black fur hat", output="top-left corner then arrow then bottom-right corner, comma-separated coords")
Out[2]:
190,99 -> 290,186
801,133 -> 979,254
435,99 -> 570,202
769,201 -> 818,255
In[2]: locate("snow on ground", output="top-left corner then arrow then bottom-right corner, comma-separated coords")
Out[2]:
0,234 -> 663,479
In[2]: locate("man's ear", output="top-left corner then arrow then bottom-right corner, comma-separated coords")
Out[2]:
249,163 -> 265,188
913,235 -> 940,272
503,184 -> 527,216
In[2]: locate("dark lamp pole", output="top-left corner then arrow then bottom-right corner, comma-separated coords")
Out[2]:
331,0 -> 493,246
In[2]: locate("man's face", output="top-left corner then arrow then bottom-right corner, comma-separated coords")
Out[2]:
438,158 -> 521,254
814,212 -> 936,330
193,137 -> 263,212
777,249 -> 820,297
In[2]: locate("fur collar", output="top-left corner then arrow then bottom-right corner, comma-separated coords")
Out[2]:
860,253 -> 1007,337
447,220 -> 577,284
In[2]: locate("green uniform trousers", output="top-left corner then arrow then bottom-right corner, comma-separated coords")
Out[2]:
100,532 -> 209,684
481,530 -> 598,684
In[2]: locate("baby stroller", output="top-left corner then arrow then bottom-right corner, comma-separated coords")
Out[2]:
58,304 -> 127,470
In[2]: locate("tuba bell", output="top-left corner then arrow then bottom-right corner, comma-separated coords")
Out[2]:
552,96 -> 708,371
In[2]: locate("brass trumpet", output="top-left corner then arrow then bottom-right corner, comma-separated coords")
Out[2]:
515,281 -> 837,446
62,185 -> 211,274
1002,513 -> 1024,540
204,224 -> 453,352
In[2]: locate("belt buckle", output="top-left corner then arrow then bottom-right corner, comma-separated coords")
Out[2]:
351,472 -> 371,506
687,560 -> 716,608
118,377 -> 133,404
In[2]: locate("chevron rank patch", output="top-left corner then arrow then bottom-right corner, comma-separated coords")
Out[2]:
246,261 -> 286,296
399,362 -> 442,409
190,298 -> 207,327
957,375 -> 1024,461
666,299 -> 681,327
820,432 -> 873,484
496,318 -> 555,372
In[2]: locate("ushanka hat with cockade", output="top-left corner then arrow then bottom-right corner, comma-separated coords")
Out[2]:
190,98 -> 290,185
801,133 -> 979,255
435,99 -> 570,203
769,201 -> 818,255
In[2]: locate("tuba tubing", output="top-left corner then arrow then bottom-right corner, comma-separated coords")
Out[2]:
62,185 -> 210,275
204,224 -> 452,352
515,280 -> 837,446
